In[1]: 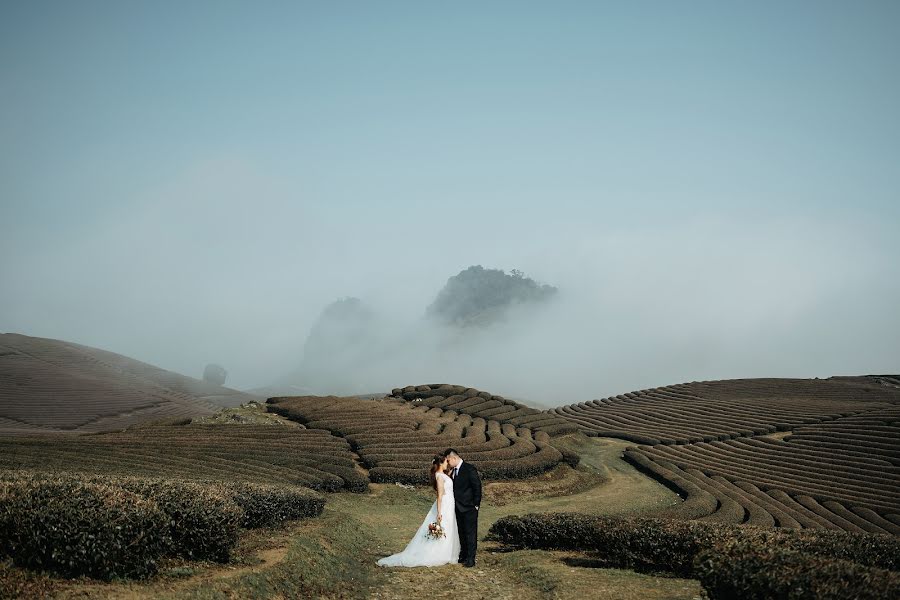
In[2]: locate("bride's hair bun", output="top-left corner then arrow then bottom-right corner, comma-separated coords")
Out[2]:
431,455 -> 443,466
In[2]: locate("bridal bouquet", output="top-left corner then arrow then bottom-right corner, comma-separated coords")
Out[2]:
425,521 -> 446,540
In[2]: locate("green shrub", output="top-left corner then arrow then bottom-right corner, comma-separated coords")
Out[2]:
0,477 -> 168,580
477,405 -> 518,418
696,539 -> 900,600
111,478 -> 242,562
487,513 -> 900,577
474,443 -> 563,480
223,482 -> 326,528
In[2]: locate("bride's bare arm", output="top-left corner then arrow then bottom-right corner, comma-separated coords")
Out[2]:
436,478 -> 444,521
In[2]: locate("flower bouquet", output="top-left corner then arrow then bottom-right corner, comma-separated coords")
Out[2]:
425,520 -> 446,540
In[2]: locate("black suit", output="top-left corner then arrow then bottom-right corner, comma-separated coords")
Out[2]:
452,461 -> 482,566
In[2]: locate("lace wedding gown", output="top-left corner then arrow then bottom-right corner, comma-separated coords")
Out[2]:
377,472 -> 461,567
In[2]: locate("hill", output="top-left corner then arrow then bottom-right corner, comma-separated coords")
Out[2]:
2,376 -> 899,598
551,377 -> 900,534
551,377 -> 899,444
0,333 -> 257,435
0,422 -> 367,492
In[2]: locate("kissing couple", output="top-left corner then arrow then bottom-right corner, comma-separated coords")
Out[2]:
377,448 -> 483,568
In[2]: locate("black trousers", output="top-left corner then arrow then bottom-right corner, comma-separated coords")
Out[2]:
456,508 -> 478,564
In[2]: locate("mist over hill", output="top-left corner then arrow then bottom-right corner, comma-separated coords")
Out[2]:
283,266 -> 560,398
287,297 -> 379,395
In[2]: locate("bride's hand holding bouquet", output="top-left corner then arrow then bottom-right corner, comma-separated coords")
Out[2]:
426,514 -> 447,540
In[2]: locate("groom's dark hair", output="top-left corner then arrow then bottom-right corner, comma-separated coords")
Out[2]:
443,448 -> 459,458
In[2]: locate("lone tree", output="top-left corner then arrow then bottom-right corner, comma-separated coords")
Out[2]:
426,265 -> 557,327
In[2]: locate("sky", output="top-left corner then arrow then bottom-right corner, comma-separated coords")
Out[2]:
1,1 -> 898,402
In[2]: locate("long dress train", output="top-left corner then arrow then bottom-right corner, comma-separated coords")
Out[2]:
376,472 -> 461,567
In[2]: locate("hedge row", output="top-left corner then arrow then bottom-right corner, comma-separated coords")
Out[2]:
77,474 -> 328,531
0,424 -> 368,493
549,377 -> 899,444
389,384 -> 578,435
268,396 -> 571,483
623,450 -> 718,520
489,512 -> 900,598
474,442 -> 563,479
223,481 -> 326,528
638,437 -> 900,517
0,477 -> 168,580
0,473 -> 326,580
625,449 -> 900,534
696,539 -> 900,600
369,442 -> 563,484
109,477 -> 241,561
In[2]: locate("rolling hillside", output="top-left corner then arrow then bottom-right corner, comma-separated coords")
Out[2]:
0,333 -> 257,435
551,377 -> 900,534
0,423 -> 367,492
2,373 -> 899,598
550,377 -> 899,444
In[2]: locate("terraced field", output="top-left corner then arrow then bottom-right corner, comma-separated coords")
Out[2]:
267,395 -> 566,483
388,384 -> 577,435
0,333 -> 256,435
625,405 -> 900,534
550,378 -> 897,444
3,374 -> 899,598
0,424 -> 368,492
547,377 -> 900,535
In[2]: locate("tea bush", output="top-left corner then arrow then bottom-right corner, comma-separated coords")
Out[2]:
110,478 -> 242,562
0,472 -> 330,580
488,512 -> 900,577
223,481 -> 325,528
696,539 -> 900,600
0,477 -> 168,579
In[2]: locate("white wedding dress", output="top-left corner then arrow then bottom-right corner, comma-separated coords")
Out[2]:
377,472 -> 461,567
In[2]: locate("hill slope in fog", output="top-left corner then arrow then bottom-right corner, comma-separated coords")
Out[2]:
0,333 -> 256,435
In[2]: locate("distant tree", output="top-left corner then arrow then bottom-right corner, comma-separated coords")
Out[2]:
203,363 -> 228,386
426,265 -> 557,327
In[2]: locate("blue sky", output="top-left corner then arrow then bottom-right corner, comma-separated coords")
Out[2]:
1,2 -> 898,396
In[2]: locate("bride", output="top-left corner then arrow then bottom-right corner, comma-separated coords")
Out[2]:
377,455 -> 461,567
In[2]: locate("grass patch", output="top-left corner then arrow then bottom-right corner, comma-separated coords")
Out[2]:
484,464 -> 605,507
170,509 -> 381,599
494,548 -> 702,600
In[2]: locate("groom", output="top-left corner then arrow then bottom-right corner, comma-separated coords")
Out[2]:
444,448 -> 482,567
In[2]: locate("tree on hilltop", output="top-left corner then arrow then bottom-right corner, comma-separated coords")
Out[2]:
426,265 -> 557,327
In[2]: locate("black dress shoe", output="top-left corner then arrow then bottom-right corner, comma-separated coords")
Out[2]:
464,561 -> 475,568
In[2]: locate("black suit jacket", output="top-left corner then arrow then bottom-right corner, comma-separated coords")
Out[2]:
452,461 -> 482,513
